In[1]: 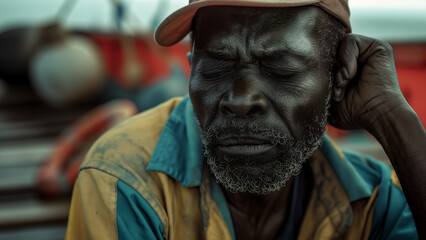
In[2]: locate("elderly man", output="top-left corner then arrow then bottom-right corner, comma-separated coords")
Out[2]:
66,0 -> 425,239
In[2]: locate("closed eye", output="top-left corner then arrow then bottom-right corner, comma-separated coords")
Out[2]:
197,60 -> 235,80
201,71 -> 228,79
261,65 -> 297,80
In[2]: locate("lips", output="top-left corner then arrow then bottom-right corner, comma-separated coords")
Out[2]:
216,136 -> 275,156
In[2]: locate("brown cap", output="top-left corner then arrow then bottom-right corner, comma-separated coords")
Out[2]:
155,0 -> 351,46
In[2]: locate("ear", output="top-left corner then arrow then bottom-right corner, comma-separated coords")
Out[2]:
187,52 -> 192,65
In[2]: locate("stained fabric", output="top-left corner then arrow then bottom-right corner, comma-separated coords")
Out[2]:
66,96 -> 418,240
117,180 -> 164,240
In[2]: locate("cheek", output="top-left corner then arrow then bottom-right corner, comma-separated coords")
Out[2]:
294,82 -> 329,124
189,76 -> 220,128
272,74 -> 330,135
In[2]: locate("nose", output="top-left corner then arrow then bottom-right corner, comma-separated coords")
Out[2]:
219,82 -> 268,117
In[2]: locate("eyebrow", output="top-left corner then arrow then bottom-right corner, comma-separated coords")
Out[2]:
199,44 -> 315,62
201,47 -> 237,60
252,48 -> 314,61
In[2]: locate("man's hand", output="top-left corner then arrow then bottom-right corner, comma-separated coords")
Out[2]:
329,34 -> 426,238
329,34 -> 408,130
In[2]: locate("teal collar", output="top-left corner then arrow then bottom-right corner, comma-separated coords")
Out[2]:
147,96 -> 373,201
146,96 -> 204,187
320,135 -> 373,202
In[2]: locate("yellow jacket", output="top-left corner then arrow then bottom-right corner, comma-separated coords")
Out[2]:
66,96 -> 417,239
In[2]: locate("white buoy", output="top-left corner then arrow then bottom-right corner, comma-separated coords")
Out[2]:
30,36 -> 105,107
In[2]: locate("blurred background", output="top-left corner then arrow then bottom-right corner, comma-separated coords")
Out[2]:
0,0 -> 425,239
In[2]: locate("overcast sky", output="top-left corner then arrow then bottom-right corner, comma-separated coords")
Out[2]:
0,0 -> 425,42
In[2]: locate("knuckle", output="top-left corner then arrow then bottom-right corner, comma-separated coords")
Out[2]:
375,40 -> 394,55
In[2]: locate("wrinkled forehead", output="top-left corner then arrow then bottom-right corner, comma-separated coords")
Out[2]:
192,6 -> 323,54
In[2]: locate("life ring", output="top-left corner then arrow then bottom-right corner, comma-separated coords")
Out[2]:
37,99 -> 137,197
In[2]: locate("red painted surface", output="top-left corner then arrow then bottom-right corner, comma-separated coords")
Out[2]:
88,34 -> 191,87
398,66 -> 426,126
394,44 -> 426,127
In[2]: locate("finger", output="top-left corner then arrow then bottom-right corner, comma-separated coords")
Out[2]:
352,35 -> 399,87
334,34 -> 396,101
339,34 -> 396,81
354,35 -> 395,66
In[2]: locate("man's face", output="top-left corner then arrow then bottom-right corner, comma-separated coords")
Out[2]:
189,6 -> 332,194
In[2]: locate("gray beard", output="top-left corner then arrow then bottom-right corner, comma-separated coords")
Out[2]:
198,89 -> 331,195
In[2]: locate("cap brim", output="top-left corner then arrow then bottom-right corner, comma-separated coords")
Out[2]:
155,0 -> 321,47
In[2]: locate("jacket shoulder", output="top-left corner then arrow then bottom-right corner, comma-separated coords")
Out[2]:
342,150 -> 418,239
82,97 -> 183,171
77,98 -> 183,237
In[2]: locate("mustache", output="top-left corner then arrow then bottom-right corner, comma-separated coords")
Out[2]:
202,119 -> 292,146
